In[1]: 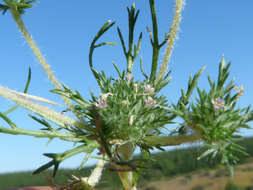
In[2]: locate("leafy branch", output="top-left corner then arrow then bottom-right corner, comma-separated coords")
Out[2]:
0,0 -> 251,189
117,3 -> 142,74
148,0 -> 170,81
3,67 -> 31,115
0,112 -> 82,142
170,57 -> 252,176
0,0 -> 36,15
88,20 -> 116,88
33,143 -> 99,176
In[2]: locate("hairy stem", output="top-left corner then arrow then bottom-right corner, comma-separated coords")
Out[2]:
144,132 -> 200,147
156,0 -> 184,82
0,86 -> 89,130
8,8 -> 76,114
117,143 -> 137,190
0,125 -> 81,142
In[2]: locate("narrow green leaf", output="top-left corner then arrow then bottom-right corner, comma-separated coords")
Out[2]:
0,112 -> 17,129
112,62 -> 122,78
117,27 -> 127,57
139,56 -> 148,79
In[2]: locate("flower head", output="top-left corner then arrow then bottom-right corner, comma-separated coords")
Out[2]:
211,97 -> 225,110
144,84 -> 155,94
95,98 -> 107,109
145,96 -> 157,108
126,72 -> 133,81
95,93 -> 112,109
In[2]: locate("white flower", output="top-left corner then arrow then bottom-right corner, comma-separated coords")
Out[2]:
101,93 -> 112,100
145,96 -> 157,108
211,97 -> 225,110
144,84 -> 155,94
126,72 -> 133,81
95,98 -> 107,109
95,93 -> 112,109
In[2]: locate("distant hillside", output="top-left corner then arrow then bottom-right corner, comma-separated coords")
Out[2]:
133,161 -> 253,190
1,137 -> 253,190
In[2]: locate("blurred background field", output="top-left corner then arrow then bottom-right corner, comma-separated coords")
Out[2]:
1,137 -> 253,190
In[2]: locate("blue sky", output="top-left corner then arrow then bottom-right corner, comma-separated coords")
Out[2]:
1,0 -> 253,173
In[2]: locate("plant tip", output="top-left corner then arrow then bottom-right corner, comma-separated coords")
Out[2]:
131,3 -> 136,9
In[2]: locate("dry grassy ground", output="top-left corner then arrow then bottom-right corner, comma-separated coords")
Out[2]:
136,160 -> 253,190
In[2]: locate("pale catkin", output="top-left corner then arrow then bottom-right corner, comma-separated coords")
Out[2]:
8,90 -> 61,106
85,158 -> 106,187
157,0 -> 185,82
10,9 -> 75,112
0,86 -> 83,129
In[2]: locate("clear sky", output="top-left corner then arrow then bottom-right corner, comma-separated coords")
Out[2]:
0,0 -> 253,173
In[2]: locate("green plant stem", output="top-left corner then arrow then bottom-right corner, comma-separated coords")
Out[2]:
33,143 -> 99,176
144,132 -> 200,147
156,0 -> 184,82
116,142 -> 137,190
118,4 -> 141,74
89,20 -> 115,87
3,67 -> 31,115
0,125 -> 81,142
58,144 -> 97,163
149,0 -> 160,81
126,3 -> 138,74
127,8 -> 134,74
8,8 -> 77,115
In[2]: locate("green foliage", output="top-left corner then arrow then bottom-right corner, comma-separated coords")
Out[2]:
0,0 -> 252,189
117,3 -> 142,74
2,136 -> 253,189
0,0 -> 37,15
3,67 -> 31,115
171,57 -> 253,176
225,181 -> 242,190
191,184 -> 205,190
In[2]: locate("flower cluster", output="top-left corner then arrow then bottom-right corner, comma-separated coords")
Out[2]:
171,58 -> 253,174
211,97 -> 225,110
126,72 -> 133,81
90,76 -> 169,145
95,93 -> 112,109
1,1 -> 252,189
144,84 -> 155,94
145,96 -> 157,108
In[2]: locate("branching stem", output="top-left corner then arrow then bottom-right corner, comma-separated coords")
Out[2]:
116,142 -> 137,190
144,132 -> 200,147
0,125 -> 81,142
149,0 -> 160,81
